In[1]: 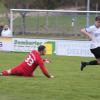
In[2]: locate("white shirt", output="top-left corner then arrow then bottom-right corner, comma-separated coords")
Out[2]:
85,25 -> 100,49
1,28 -> 12,37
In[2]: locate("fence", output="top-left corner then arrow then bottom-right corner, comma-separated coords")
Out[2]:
10,9 -> 100,38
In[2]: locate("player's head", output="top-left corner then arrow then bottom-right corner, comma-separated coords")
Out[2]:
3,25 -> 9,30
38,45 -> 46,55
95,16 -> 100,27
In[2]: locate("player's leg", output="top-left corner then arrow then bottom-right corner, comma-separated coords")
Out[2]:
81,47 -> 100,71
0,69 -> 12,76
81,60 -> 98,71
10,66 -> 23,76
0,72 -> 2,76
96,59 -> 100,65
0,67 -> 23,76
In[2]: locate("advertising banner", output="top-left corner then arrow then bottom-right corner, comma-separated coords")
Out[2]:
0,37 -> 12,51
56,40 -> 94,57
0,37 -> 94,57
12,38 -> 55,54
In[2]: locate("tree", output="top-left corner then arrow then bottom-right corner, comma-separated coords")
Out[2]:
90,0 -> 100,10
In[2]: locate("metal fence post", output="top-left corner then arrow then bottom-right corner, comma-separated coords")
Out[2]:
45,11 -> 49,34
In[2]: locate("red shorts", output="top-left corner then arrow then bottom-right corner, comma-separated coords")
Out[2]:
2,67 -> 33,77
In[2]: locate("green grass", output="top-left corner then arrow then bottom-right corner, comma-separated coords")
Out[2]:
0,2 -> 6,13
0,2 -> 8,24
0,52 -> 100,100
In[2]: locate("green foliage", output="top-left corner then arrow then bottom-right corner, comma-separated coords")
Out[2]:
0,0 -> 91,10
1,0 -> 100,10
90,0 -> 100,10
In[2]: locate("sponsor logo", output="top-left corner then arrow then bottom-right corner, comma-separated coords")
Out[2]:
13,39 -> 55,54
14,40 -> 42,46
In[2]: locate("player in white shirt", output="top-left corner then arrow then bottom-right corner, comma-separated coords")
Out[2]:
80,16 -> 100,71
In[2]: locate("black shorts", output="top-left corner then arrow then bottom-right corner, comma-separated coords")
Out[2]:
90,47 -> 100,59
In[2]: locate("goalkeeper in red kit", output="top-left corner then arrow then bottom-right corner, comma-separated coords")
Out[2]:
0,45 -> 54,78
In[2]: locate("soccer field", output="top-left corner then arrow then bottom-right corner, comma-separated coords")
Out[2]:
0,52 -> 100,100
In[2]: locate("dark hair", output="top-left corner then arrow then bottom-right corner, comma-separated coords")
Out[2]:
95,16 -> 100,21
38,45 -> 46,52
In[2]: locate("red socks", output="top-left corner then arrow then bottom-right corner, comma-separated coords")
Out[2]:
2,70 -> 9,76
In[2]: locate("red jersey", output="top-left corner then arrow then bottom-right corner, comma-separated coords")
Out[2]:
11,50 -> 50,77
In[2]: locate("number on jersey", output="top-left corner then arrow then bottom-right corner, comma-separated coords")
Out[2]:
25,55 -> 34,66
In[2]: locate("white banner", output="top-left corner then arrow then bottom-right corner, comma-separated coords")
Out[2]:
56,40 -> 94,57
0,37 -> 13,51
0,37 -> 94,57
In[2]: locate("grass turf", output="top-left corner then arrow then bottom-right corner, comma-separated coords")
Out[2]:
0,52 -> 100,100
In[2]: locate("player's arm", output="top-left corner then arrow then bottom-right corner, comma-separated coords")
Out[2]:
38,58 -> 53,78
81,28 -> 92,40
